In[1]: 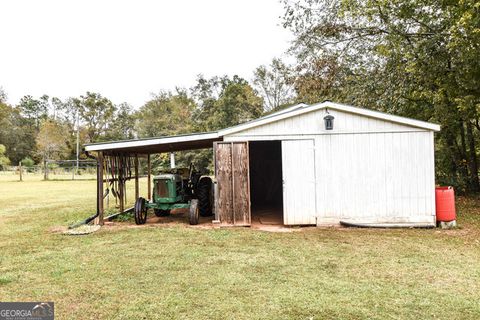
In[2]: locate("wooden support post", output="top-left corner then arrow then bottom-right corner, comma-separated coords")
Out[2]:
119,156 -> 125,214
147,154 -> 151,200
135,154 -> 139,201
95,152 -> 104,225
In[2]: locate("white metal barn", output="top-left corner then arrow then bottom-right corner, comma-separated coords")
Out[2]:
219,101 -> 440,227
85,101 -> 440,227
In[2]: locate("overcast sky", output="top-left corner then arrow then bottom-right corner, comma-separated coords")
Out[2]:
0,0 -> 292,108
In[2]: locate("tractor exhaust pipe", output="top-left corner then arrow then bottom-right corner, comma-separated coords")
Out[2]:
170,152 -> 175,169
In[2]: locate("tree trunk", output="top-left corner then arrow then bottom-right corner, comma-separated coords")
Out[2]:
445,132 -> 458,178
466,121 -> 480,192
458,120 -> 469,187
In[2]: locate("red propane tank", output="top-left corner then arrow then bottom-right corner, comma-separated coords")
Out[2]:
435,186 -> 456,222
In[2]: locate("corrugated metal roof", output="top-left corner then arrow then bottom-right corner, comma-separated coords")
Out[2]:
84,131 -> 221,154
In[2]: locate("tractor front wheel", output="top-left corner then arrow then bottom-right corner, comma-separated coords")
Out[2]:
189,199 -> 199,225
134,197 -> 148,225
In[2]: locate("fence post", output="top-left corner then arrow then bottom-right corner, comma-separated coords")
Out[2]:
19,161 -> 23,182
43,159 -> 48,180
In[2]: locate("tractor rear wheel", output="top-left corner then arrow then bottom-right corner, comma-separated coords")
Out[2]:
134,197 -> 148,225
197,177 -> 213,217
189,199 -> 199,225
154,209 -> 170,217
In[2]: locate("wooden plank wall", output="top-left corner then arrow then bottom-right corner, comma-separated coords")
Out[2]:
232,143 -> 250,224
216,143 -> 234,224
215,142 -> 251,226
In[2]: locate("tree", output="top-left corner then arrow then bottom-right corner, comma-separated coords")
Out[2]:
17,95 -> 48,129
74,92 -> 116,143
0,144 -> 10,169
105,103 -> 136,140
253,58 -> 295,112
191,75 -> 225,132
36,120 -> 69,164
0,102 -> 36,164
189,75 -> 264,173
51,97 -> 64,120
0,87 -> 7,104
192,75 -> 264,131
36,120 -> 69,180
283,0 -> 480,193
136,89 -> 195,138
216,76 -> 263,128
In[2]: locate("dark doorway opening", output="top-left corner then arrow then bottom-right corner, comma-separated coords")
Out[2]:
249,141 -> 283,225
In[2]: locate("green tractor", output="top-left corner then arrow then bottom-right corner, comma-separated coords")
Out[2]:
134,164 -> 213,225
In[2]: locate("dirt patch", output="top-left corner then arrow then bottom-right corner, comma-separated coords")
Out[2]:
100,216 -> 303,233
251,224 -> 303,233
49,226 -> 68,233
100,210 -> 217,231
60,208 -> 310,233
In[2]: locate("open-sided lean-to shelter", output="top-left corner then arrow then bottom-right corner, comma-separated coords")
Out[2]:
84,101 -> 440,227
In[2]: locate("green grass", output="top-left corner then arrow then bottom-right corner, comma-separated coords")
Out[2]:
1,177 -> 479,319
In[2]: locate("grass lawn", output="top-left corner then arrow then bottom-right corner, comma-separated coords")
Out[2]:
0,177 -> 479,319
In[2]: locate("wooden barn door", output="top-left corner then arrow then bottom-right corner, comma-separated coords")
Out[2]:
282,139 -> 316,225
214,142 -> 251,226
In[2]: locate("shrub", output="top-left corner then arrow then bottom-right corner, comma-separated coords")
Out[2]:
21,157 -> 35,167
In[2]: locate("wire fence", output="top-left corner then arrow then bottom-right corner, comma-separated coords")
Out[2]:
0,160 -> 98,181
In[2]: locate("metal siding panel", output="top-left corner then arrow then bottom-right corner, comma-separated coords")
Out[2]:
315,131 -> 434,225
400,133 -> 408,216
315,137 -> 326,221
429,132 -> 436,216
391,134 -> 401,217
423,133 -> 430,216
414,132 -> 423,216
330,136 -> 341,217
424,133 -> 431,216
352,134 -> 366,217
384,133 -> 394,216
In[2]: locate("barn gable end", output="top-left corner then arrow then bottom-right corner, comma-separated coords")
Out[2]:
226,108 -> 426,138
221,102 -> 439,140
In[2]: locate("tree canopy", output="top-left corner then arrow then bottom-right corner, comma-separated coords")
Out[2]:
282,0 -> 480,192
0,0 -> 478,192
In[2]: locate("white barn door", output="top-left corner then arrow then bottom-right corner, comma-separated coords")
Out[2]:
282,139 -> 316,225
